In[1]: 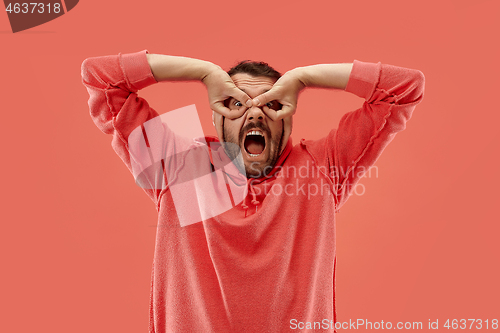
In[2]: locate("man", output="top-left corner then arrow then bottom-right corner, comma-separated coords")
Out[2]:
82,50 -> 424,332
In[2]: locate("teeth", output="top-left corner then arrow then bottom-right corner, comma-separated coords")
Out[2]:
246,130 -> 263,137
245,130 -> 264,157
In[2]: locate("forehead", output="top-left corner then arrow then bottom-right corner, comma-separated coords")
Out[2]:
230,73 -> 276,96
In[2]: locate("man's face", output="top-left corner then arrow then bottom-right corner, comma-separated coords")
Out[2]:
222,73 -> 283,178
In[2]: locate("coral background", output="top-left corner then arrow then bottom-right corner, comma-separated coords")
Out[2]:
1,0 -> 498,331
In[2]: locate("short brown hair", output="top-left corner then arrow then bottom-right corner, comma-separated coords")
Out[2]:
227,60 -> 281,80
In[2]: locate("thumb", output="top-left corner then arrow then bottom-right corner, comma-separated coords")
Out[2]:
230,88 -> 252,108
211,101 -> 245,119
252,89 -> 279,107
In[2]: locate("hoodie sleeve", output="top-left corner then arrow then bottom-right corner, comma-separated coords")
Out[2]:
81,50 -> 167,208
320,60 -> 425,211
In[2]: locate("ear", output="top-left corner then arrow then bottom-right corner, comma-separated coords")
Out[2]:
212,111 -> 215,126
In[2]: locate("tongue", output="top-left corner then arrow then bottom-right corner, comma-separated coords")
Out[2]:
246,140 -> 264,155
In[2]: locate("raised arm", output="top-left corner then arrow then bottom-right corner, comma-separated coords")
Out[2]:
81,50 -> 158,137
254,60 -> 425,210
330,61 -> 424,209
81,51 -> 251,134
250,63 -> 353,120
82,50 -> 167,206
147,54 -> 252,118
81,51 -> 251,207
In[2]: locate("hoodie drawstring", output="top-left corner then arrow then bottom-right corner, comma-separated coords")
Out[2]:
241,179 -> 260,217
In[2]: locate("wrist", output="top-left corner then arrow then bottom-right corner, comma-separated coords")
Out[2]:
290,66 -> 318,88
284,67 -> 308,91
200,62 -> 222,83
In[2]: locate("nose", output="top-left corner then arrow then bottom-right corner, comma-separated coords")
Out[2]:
245,105 -> 265,122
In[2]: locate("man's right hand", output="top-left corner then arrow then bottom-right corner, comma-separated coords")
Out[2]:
146,54 -> 251,119
202,67 -> 252,119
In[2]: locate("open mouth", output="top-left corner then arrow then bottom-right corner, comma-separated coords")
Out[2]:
243,130 -> 266,157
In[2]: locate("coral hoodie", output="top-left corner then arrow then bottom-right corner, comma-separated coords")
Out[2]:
81,50 -> 424,332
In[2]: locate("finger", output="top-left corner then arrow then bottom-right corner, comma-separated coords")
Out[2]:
237,104 -> 250,115
230,88 -> 253,108
262,105 -> 279,121
263,103 -> 295,121
252,89 -> 279,107
274,104 -> 296,120
212,102 -> 246,119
